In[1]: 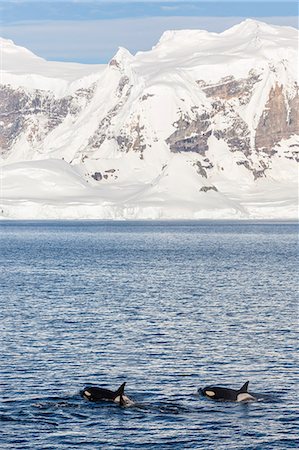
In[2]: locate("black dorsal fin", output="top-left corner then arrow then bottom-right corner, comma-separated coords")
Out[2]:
115,382 -> 126,398
239,381 -> 249,393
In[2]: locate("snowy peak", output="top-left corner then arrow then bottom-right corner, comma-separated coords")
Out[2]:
153,28 -> 212,51
222,18 -> 294,37
1,36 -> 42,59
109,47 -> 134,68
147,19 -> 298,66
1,36 -> 46,79
1,36 -> 106,93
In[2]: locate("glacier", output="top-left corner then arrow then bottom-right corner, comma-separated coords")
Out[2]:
0,19 -> 298,220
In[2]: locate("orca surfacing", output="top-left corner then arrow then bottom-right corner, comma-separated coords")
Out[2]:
81,382 -> 133,406
200,381 -> 256,402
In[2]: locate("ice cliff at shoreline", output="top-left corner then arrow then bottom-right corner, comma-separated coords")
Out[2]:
0,19 -> 298,219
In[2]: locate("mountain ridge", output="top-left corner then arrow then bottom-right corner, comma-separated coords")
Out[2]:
0,20 -> 298,219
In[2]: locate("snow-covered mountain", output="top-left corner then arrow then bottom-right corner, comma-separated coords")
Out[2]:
1,19 -> 298,219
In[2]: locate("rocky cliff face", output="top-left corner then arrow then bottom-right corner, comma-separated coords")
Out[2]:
164,73 -> 298,179
255,84 -> 299,158
2,75 -> 297,170
0,84 -> 96,157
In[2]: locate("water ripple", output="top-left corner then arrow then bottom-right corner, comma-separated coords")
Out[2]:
0,221 -> 298,449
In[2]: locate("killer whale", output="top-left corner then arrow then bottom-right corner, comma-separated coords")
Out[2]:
80,382 -> 133,406
200,381 -> 256,402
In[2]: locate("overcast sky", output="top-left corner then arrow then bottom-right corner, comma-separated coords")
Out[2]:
0,1 -> 298,63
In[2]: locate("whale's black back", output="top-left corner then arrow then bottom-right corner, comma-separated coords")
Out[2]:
200,381 -> 250,401
83,386 -> 116,401
205,387 -> 238,401
81,382 -> 126,403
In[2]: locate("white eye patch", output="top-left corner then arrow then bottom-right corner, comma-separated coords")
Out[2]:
84,391 -> 92,397
205,390 -> 215,397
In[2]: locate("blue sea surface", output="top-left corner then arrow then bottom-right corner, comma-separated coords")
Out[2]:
0,221 -> 298,449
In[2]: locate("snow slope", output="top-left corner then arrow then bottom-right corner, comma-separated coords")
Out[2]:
1,37 -> 105,94
0,20 -> 298,219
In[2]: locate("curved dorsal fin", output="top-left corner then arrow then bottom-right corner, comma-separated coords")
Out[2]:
114,382 -> 126,406
115,382 -> 126,397
239,381 -> 249,393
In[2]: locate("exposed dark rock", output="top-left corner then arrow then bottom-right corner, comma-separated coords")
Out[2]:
101,168 -> 119,180
109,59 -> 120,68
200,185 -> 218,192
255,83 -> 299,154
198,71 -> 261,104
203,158 -> 214,170
116,119 -> 146,156
116,134 -> 130,151
166,112 -> 211,154
88,83 -> 132,150
131,122 -> 146,154
0,83 -> 95,156
117,76 -> 130,96
141,93 -> 154,101
252,169 -> 266,180
193,161 -> 207,178
236,160 -> 251,170
213,113 -> 251,156
91,172 -> 102,181
237,159 -> 268,179
74,83 -> 97,102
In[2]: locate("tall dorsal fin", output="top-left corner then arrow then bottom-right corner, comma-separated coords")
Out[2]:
239,381 -> 249,393
114,382 -> 126,406
114,382 -> 126,398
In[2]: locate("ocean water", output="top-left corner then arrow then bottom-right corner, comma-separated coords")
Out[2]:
0,220 -> 298,449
